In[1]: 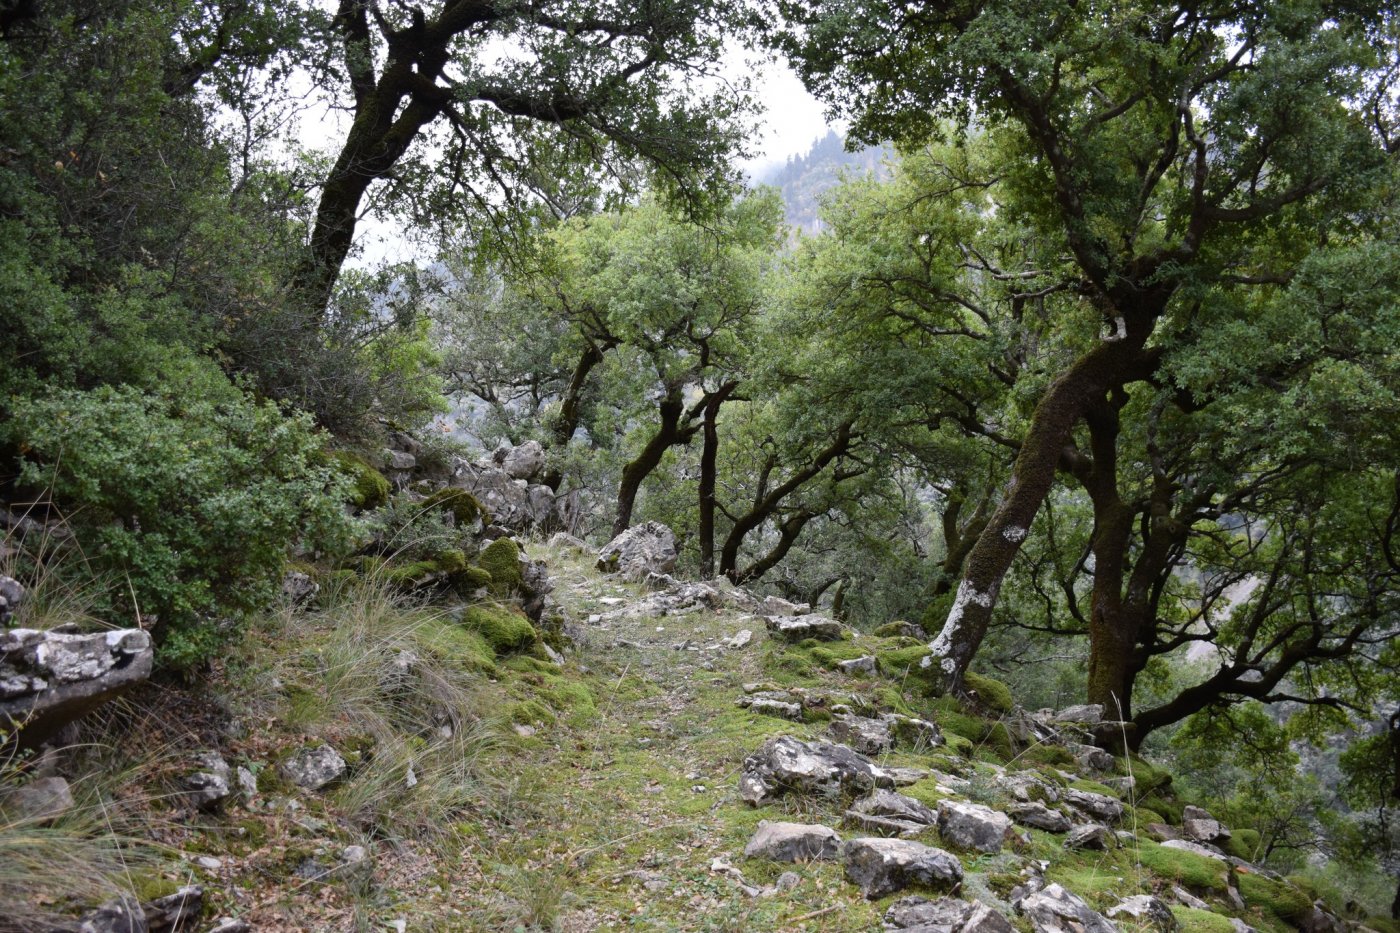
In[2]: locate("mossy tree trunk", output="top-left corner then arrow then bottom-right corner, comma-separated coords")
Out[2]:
612,387 -> 700,538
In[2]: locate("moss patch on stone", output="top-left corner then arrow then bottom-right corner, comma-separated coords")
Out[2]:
478,537 -> 523,597
1171,906 -> 1240,932
963,671 -> 1014,714
1135,840 -> 1231,894
333,450 -> 391,509
421,487 -> 487,525
461,603 -> 537,654
1237,871 -> 1314,925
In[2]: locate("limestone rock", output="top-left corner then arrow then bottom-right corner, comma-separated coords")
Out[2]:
450,459 -> 560,532
829,714 -> 895,756
280,744 -> 347,791
1049,704 -> 1104,725
764,614 -> 844,642
75,897 -> 147,933
999,771 -> 1060,804
1,775 -> 74,823
837,655 -> 878,676
206,920 -> 251,933
884,895 -> 1015,932
885,713 -> 943,749
1159,839 -> 1228,861
937,800 -> 1013,854
739,736 -> 895,805
761,595 -> 810,616
1009,801 -> 1071,834
1181,806 -> 1231,844
595,522 -> 678,581
280,571 -> 319,605
738,693 -> 803,721
1063,788 -> 1123,823
1066,742 -> 1115,774
0,575 -> 22,625
492,440 -> 544,480
0,627 -> 153,746
743,821 -> 842,862
843,837 -> 963,899
1015,882 -> 1116,933
1063,823 -> 1115,851
548,532 -> 588,551
852,789 -> 938,827
181,752 -> 233,812
143,885 -> 204,932
1106,895 -> 1179,931
723,629 -> 753,649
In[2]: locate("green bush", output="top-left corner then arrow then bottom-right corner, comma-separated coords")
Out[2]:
7,383 -> 355,667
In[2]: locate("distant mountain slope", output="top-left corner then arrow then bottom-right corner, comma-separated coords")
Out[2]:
756,130 -> 891,235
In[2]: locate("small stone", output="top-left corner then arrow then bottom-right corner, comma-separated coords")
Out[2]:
842,837 -> 963,899
1063,823 -> 1115,851
143,884 -> 204,932
514,724 -> 537,737
235,766 -> 258,798
764,614 -> 844,642
1063,788 -> 1123,822
936,800 -> 1013,854
181,752 -> 233,812
206,919 -> 251,933
738,736 -> 894,806
1009,801 -> 1071,834
829,714 -> 895,755
743,821 -> 842,862
1107,894 -> 1180,930
837,655 -> 878,676
1,775 -> 74,824
280,744 -> 347,791
724,629 -> 753,649
1015,882 -> 1116,933
774,871 -> 801,892
193,856 -> 223,871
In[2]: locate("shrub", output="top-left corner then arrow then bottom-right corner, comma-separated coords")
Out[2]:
7,383 -> 354,667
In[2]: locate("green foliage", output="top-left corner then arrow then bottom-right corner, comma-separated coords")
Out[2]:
7,383 -> 353,666
477,538 -> 523,598
461,604 -> 537,655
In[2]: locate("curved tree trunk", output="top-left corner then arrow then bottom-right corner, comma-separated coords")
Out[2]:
612,390 -> 698,538
541,342 -> 610,491
926,312 -> 1156,693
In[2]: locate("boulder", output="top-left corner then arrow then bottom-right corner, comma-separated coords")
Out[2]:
829,714 -> 895,756
450,459 -> 560,532
761,595 -> 810,616
998,771 -> 1060,804
1181,806 -> 1231,844
1066,742 -> 1115,774
884,895 -> 1015,932
280,571 -> 319,604
493,440 -> 545,480
1049,704 -> 1104,725
1106,895 -> 1179,931
738,694 -> 803,721
595,522 -> 678,581
1008,801 -> 1071,834
1160,838 -> 1228,860
743,821 -> 842,862
280,744 -> 347,791
845,789 -> 939,836
1063,823 -> 1115,851
885,713 -> 943,749
0,628 -> 153,746
1,775 -> 75,823
1015,882 -> 1116,933
937,800 -> 1013,854
1063,788 -> 1123,823
548,532 -> 588,551
181,752 -> 233,812
764,614 -> 844,642
739,736 -> 894,806
843,837 -> 963,899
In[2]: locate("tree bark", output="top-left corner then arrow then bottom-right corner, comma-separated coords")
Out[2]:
540,341 -> 611,491
926,310 -> 1157,693
697,382 -> 737,578
612,389 -> 697,538
718,421 -> 854,580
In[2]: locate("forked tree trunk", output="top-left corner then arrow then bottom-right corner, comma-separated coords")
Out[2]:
612,391 -> 696,538
926,313 -> 1155,693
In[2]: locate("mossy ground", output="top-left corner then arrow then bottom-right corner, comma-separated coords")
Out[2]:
27,539 -> 1383,932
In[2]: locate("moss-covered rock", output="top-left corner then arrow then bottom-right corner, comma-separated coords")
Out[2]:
421,487 -> 488,526
1170,906 -> 1239,932
874,644 -> 942,695
1136,840 -> 1231,893
333,451 -> 391,509
963,671 -> 1014,714
461,603 -> 537,654
478,537 -> 523,597
1222,828 -> 1261,862
1236,871 -> 1314,925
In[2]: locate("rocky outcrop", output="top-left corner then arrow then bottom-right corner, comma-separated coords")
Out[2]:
0,574 -> 22,625
739,736 -> 905,805
595,522 -> 678,581
181,752 -> 234,812
1,627 -> 154,746
450,457 -> 560,533
280,744 -> 347,790
1014,882 -> 1116,933
829,714 -> 895,755
843,837 -> 963,898
1009,801 -> 1071,833
1107,894 -> 1179,930
764,614 -> 844,642
936,800 -> 1013,854
884,895 -> 1015,931
844,788 -> 938,837
743,821 -> 842,861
